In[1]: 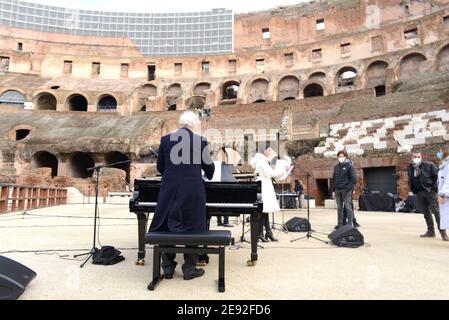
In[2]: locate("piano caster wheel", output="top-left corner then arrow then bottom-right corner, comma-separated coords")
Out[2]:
136,259 -> 145,266
246,260 -> 256,267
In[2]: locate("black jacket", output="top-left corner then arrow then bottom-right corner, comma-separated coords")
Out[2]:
407,161 -> 438,194
333,160 -> 357,192
149,128 -> 215,233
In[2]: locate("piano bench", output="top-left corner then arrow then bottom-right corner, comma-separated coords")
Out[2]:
145,230 -> 233,293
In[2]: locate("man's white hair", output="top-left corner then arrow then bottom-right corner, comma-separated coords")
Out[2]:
179,111 -> 200,129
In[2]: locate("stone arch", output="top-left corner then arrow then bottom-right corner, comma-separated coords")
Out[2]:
221,80 -> 240,100
304,83 -> 324,98
69,152 -> 94,178
66,93 -> 88,112
336,66 -> 358,91
97,94 -> 117,112
32,151 -> 58,177
0,90 -> 26,107
247,78 -> 270,103
104,151 -> 130,183
34,92 -> 57,110
399,52 -> 427,79
185,96 -> 206,110
278,75 -> 300,101
166,83 -> 182,111
193,82 -> 211,96
366,60 -> 389,87
308,72 -> 326,81
436,45 -> 449,72
138,83 -> 157,111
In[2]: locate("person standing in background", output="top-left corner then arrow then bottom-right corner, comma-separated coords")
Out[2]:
437,147 -> 449,236
407,151 -> 448,240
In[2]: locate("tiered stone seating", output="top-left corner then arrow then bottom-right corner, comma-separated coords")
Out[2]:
315,109 -> 449,157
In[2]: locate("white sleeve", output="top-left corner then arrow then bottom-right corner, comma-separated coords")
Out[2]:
257,160 -> 285,179
439,168 -> 449,198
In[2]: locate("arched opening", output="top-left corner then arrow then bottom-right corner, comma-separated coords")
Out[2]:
138,84 -> 157,111
105,151 -> 130,183
166,84 -> 182,111
304,83 -> 324,98
366,61 -> 388,87
34,92 -> 57,110
248,78 -> 269,103
221,81 -> 240,100
193,82 -> 211,96
254,99 -> 266,103
0,90 -> 26,108
375,85 -> 386,97
337,67 -> 358,88
69,152 -> 94,178
97,95 -> 117,112
399,53 -> 427,79
185,96 -> 206,111
436,45 -> 449,72
31,151 -> 58,177
66,94 -> 88,112
16,129 -> 30,141
283,97 -> 296,101
278,75 -> 299,101
308,72 -> 326,81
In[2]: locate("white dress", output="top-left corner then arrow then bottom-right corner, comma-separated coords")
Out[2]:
251,153 -> 286,213
438,158 -> 449,230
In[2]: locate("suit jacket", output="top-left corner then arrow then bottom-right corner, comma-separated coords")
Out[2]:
149,127 -> 215,233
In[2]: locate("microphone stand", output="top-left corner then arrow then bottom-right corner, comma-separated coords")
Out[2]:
290,169 -> 328,244
74,159 -> 132,267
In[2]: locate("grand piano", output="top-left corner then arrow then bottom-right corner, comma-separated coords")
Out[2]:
129,177 -> 263,266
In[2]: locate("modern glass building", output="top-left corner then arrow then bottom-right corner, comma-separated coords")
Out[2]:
0,0 -> 233,56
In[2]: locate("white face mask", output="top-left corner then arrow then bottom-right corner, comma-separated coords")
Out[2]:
412,158 -> 422,165
338,157 -> 346,163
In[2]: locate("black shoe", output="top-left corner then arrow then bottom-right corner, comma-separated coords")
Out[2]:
183,268 -> 205,280
420,230 -> 435,237
334,225 -> 341,230
265,232 -> 278,242
258,235 -> 269,243
163,261 -> 177,279
354,221 -> 361,228
440,231 -> 449,241
223,223 -> 234,228
217,222 -> 223,226
197,255 -> 209,266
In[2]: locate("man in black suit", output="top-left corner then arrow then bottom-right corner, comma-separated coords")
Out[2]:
149,111 -> 215,280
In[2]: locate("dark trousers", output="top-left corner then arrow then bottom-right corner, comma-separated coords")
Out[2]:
416,191 -> 441,231
217,216 -> 229,224
343,197 -> 358,225
161,246 -> 198,275
258,212 -> 272,235
336,189 -> 354,227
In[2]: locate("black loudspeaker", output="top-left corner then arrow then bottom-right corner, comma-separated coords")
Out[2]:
328,225 -> 364,248
284,217 -> 310,232
0,256 -> 37,300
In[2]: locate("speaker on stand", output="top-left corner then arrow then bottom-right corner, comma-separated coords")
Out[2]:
0,256 -> 37,300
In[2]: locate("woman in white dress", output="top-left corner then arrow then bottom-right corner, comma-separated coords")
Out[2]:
437,147 -> 449,230
250,148 -> 290,242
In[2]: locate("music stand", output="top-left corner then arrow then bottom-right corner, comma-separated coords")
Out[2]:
290,170 -> 328,244
74,159 -> 132,267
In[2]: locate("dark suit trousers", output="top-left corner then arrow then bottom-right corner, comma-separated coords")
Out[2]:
416,191 -> 441,231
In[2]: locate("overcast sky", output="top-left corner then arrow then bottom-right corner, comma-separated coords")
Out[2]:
27,0 -> 309,13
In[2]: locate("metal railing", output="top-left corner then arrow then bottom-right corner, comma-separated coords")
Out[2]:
0,185 -> 67,214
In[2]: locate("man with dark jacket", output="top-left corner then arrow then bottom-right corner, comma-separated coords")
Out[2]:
149,111 -> 215,279
332,150 -> 357,228
407,152 -> 448,240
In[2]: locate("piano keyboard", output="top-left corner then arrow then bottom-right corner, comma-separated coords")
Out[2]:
136,202 -> 256,209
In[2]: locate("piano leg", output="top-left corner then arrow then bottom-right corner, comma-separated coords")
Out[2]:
248,213 -> 261,266
136,211 -> 149,266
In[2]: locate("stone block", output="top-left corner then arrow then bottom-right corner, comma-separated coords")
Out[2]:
314,146 -> 327,154
324,151 -> 338,158
397,145 -> 413,153
373,141 -> 387,149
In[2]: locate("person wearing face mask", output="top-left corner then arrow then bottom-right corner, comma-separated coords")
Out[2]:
438,147 -> 449,234
407,151 -> 448,240
332,150 -> 357,229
